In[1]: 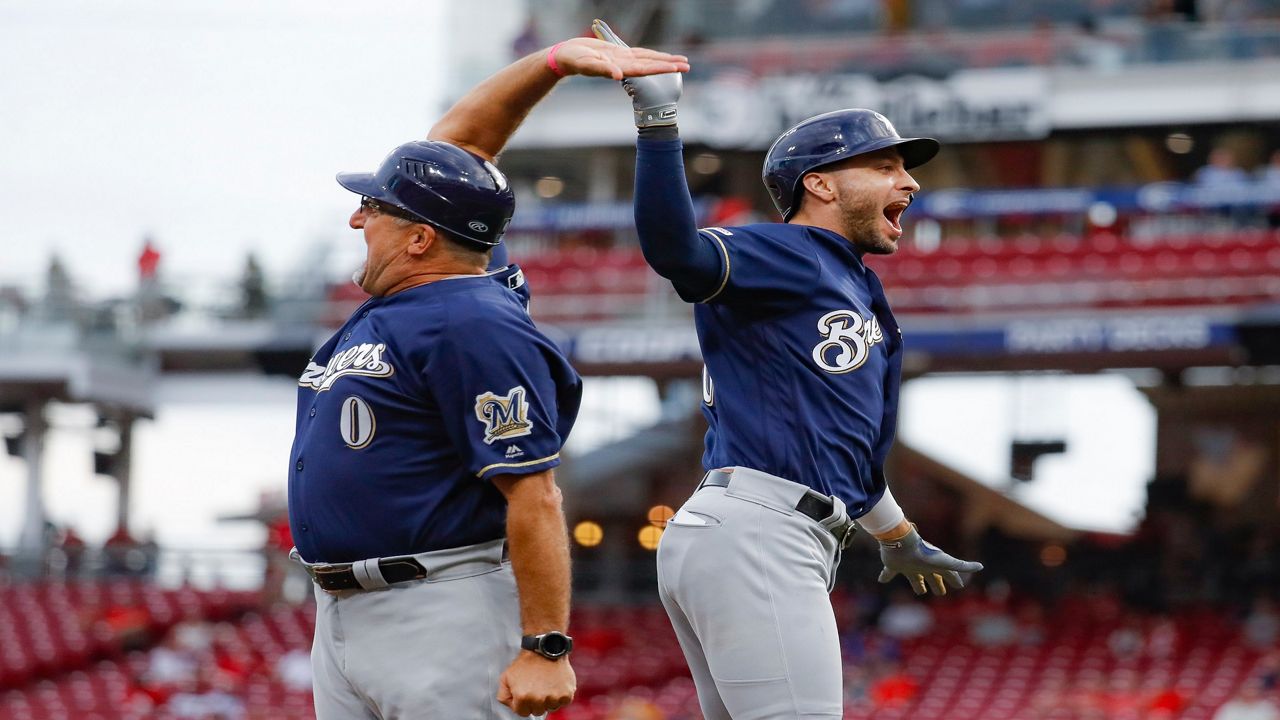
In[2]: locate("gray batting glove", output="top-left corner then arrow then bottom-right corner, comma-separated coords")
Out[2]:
592,19 -> 681,128
878,527 -> 983,596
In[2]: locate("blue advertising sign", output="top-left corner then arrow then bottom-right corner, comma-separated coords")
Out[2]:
913,180 -> 1280,219
548,314 -> 1239,367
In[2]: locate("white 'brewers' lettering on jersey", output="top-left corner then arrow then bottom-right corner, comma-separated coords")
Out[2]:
299,343 -> 395,392
811,310 -> 885,374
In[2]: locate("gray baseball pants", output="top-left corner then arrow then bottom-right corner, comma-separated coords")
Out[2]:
656,467 -> 852,719
299,539 -> 531,720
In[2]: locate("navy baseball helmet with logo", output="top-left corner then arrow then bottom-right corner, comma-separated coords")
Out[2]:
337,140 -> 515,247
762,109 -> 940,222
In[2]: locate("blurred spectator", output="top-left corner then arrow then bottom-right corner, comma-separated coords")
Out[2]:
210,622 -> 255,685
138,530 -> 161,575
44,255 -> 76,322
57,525 -> 86,576
970,607 -> 1017,646
1260,150 -> 1280,185
137,237 -> 175,323
1149,685 -> 1188,715
1194,147 -> 1250,187
166,665 -> 246,720
104,527 -> 160,577
1258,651 -> 1280,690
174,619 -> 214,654
148,631 -> 201,685
1070,17 -> 1126,71
878,589 -> 934,639
1243,598 -> 1280,649
238,253 -> 268,318
844,665 -> 871,704
870,662 -> 919,707
275,648 -> 312,692
103,527 -> 143,575
101,604 -> 151,650
968,580 -> 1019,647
1213,680 -> 1280,720
1108,618 -> 1145,658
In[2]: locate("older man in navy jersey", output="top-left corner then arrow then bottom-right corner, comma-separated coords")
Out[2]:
286,36 -> 688,719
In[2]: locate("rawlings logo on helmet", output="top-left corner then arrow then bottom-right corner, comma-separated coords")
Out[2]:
468,220 -> 489,233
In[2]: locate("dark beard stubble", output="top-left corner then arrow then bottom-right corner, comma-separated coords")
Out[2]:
838,192 -> 895,255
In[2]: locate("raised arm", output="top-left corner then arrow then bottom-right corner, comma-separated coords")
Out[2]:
428,37 -> 689,162
593,20 -> 726,302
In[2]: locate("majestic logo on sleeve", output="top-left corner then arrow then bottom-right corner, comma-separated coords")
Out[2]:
474,386 -> 534,445
298,343 -> 394,391
812,310 -> 885,374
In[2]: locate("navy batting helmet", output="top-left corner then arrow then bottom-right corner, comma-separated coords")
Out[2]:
762,109 -> 940,222
336,140 -> 514,247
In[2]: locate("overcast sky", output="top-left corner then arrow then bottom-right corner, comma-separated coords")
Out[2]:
0,0 -> 516,296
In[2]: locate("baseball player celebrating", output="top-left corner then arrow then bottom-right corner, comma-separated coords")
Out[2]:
286,37 -> 688,719
592,20 -> 984,719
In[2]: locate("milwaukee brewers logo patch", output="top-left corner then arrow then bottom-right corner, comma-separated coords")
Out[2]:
474,386 -> 533,445
812,310 -> 885,374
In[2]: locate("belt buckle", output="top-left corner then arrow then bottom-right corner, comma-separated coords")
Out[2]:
838,522 -> 858,549
815,494 -> 855,548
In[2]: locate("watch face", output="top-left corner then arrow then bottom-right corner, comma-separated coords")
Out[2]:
540,633 -> 570,657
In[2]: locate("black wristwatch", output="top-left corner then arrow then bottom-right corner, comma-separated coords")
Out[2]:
521,631 -> 573,660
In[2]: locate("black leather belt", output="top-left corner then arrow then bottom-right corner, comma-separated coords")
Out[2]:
306,557 -> 427,592
699,469 -> 855,543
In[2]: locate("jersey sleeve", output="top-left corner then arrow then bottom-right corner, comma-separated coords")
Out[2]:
424,308 -> 576,481
694,224 -> 822,311
634,137 -> 730,302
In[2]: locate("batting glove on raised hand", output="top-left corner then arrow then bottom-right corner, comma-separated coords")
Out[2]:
878,526 -> 983,596
592,19 -> 682,128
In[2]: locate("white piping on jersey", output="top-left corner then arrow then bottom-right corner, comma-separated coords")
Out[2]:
696,227 -> 733,303
476,452 -> 560,478
435,267 -> 509,282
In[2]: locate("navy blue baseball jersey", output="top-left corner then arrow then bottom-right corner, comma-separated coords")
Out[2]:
692,223 -> 901,514
487,244 -> 532,309
288,272 -> 581,563
633,137 -> 901,515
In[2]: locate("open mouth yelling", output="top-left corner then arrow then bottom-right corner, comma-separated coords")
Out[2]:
882,198 -> 911,236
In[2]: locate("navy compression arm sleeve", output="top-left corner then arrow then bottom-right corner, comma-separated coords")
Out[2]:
634,137 -> 724,301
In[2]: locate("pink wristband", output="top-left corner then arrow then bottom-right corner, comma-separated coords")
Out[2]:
545,41 -> 568,77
